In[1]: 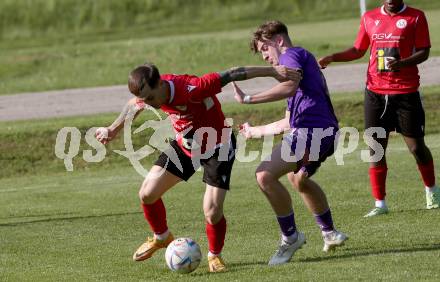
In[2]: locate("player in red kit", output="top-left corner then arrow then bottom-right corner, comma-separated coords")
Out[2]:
319,0 -> 439,217
95,63 -> 301,272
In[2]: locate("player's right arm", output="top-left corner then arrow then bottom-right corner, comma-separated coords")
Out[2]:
318,14 -> 369,68
318,47 -> 367,68
95,97 -> 144,144
239,111 -> 290,139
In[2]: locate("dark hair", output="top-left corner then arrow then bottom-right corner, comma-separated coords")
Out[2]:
250,20 -> 289,53
128,63 -> 160,96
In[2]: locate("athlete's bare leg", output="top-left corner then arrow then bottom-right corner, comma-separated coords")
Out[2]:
255,143 -> 298,216
287,171 -> 329,215
402,136 -> 433,164
139,165 -> 182,204
203,185 -> 227,225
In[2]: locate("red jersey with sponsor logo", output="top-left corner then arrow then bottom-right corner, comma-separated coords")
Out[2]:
137,72 -> 228,156
354,5 -> 431,94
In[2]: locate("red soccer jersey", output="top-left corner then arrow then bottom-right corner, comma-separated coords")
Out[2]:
138,72 -> 228,156
354,5 -> 431,94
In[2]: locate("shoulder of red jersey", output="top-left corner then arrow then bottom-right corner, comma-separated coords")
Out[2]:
161,72 -> 221,105
160,74 -> 176,81
160,73 -> 199,98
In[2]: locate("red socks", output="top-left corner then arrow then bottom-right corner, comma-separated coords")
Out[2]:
417,160 -> 436,188
141,199 -> 168,234
205,216 -> 227,255
369,161 -> 436,199
143,199 -> 227,253
369,165 -> 388,200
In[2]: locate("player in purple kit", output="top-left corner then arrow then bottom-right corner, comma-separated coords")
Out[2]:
233,20 -> 348,265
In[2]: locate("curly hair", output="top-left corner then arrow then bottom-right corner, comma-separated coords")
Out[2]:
250,20 -> 289,53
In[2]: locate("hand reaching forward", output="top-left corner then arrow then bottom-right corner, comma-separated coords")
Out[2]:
232,82 -> 246,104
95,127 -> 117,144
239,122 -> 256,139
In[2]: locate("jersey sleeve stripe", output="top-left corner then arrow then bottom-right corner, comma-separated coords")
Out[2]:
168,80 -> 175,103
363,17 -> 368,33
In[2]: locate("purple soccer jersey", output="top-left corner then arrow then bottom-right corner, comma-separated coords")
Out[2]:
279,47 -> 338,129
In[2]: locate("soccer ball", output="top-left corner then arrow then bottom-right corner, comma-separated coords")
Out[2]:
165,238 -> 202,274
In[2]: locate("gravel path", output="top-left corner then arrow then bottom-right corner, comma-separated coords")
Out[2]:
1,57 -> 439,121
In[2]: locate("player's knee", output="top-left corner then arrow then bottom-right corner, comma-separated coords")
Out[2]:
140,192 -> 159,205
255,170 -> 274,190
138,183 -> 159,204
287,169 -> 310,192
288,175 -> 301,190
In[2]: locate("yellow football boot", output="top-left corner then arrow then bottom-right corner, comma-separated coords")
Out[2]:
133,233 -> 174,261
208,255 -> 227,273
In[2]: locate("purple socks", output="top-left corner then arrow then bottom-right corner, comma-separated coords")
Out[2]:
276,212 -> 297,236
314,209 -> 334,232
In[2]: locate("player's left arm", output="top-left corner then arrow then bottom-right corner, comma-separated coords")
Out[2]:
95,97 -> 144,144
239,111 -> 291,139
388,48 -> 430,71
232,79 -> 298,104
219,66 -> 302,87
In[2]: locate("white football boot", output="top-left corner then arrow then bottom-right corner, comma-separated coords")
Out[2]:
268,232 -> 306,266
426,186 -> 440,209
322,230 -> 348,252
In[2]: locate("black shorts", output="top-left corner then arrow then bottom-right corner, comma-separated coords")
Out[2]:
154,133 -> 236,190
364,89 -> 425,138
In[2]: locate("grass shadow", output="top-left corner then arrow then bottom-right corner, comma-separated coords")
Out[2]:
186,260 -> 267,277
298,243 -> 440,263
0,211 -> 141,227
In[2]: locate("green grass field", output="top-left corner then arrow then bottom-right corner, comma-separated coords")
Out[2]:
2,1 -> 440,280
1,7 -> 440,95
2,0 -> 438,42
1,92 -> 440,281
